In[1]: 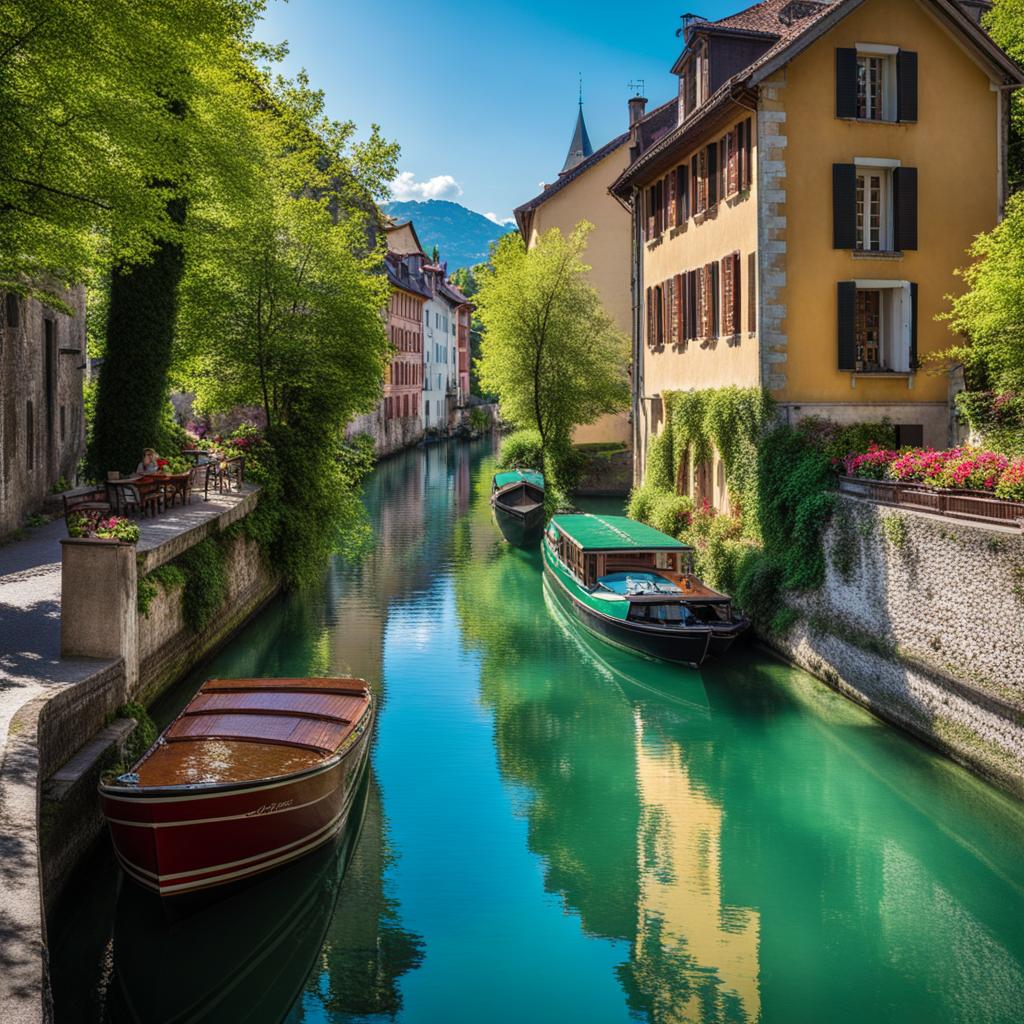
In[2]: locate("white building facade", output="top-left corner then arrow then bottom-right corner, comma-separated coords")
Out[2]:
422,265 -> 460,434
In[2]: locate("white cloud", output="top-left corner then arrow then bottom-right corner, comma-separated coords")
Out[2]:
484,212 -> 516,227
390,171 -> 463,202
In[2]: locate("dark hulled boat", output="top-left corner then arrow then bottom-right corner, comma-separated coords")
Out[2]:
100,677 -> 374,898
542,514 -> 748,667
491,468 -> 545,547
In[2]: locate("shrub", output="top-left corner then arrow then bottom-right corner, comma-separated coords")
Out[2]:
995,459 -> 1024,501
934,448 -> 1009,491
888,447 -> 956,484
798,415 -> 897,466
497,430 -> 544,471
93,516 -> 140,543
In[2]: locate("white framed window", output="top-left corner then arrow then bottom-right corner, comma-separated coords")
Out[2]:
854,280 -> 912,372
853,159 -> 898,250
855,44 -> 897,121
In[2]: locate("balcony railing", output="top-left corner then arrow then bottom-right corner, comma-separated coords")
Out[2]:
837,475 -> 1024,529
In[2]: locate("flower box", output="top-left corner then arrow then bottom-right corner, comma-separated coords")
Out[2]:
838,476 -> 1024,529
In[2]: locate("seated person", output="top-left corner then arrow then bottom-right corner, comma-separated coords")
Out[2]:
136,448 -> 160,475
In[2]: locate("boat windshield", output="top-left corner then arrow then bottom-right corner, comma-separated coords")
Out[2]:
597,572 -> 682,596
627,603 -> 697,625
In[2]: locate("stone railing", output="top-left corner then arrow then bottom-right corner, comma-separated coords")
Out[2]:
838,475 -> 1024,530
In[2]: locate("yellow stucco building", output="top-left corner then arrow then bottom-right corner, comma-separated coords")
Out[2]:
515,100 -> 676,444
611,0 -> 1023,501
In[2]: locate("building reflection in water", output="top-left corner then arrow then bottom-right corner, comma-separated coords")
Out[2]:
628,710 -> 760,1024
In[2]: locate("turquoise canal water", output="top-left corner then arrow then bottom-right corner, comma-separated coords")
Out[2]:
51,438 -> 1024,1024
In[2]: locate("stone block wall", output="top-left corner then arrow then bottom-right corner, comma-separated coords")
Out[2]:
0,287 -> 87,536
770,494 -> 1024,795
346,405 -> 423,458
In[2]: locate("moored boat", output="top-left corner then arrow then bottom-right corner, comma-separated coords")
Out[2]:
491,467 -> 545,546
99,677 -> 374,898
542,514 -> 748,667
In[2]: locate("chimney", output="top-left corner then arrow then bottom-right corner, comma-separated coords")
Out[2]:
628,95 -> 648,126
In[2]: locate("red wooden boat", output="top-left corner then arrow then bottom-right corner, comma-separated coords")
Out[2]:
99,677 -> 374,898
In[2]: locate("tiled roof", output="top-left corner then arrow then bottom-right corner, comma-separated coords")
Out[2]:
710,0 -> 830,34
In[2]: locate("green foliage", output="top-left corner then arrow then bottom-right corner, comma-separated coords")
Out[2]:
648,387 -> 773,538
0,0 -> 263,298
116,702 -> 158,768
985,0 -> 1024,192
497,430 -> 544,470
881,513 -> 908,549
627,486 -> 694,538
468,407 -> 491,433
179,537 -> 227,633
89,187 -> 186,477
475,224 -> 629,461
624,391 -> 894,628
795,415 -> 897,465
137,563 -> 186,617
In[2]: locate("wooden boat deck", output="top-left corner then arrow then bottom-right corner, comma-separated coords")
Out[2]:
134,678 -> 371,788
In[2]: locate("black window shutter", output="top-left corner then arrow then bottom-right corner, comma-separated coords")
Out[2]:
837,281 -> 857,371
744,117 -> 752,189
836,48 -> 858,118
910,282 -> 918,369
893,166 -> 917,250
707,144 -> 718,207
677,165 -> 688,224
897,51 -> 918,122
833,164 -> 857,249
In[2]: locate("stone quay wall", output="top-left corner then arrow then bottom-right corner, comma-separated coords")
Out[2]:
768,493 -> 1024,796
43,494 -> 279,911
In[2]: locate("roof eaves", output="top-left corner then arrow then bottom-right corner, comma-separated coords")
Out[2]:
609,84 -> 745,198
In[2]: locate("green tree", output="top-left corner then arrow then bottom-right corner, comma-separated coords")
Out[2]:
985,0 -> 1024,192
0,0 -> 261,301
174,64 -> 398,585
474,224 -> 629,475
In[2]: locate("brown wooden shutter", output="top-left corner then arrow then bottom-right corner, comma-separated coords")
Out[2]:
646,188 -> 655,240
677,165 -> 688,225
736,121 -> 745,192
728,129 -> 739,196
893,166 -> 917,251
667,172 -> 677,229
743,117 -> 752,190
897,51 -> 918,122
707,144 -> 718,207
660,284 -> 668,346
837,281 -> 857,370
836,48 -> 858,118
710,261 -> 720,337
690,270 -> 699,340
909,282 -> 919,369
720,256 -> 731,335
674,273 -> 684,343
646,286 -> 654,348
747,251 -> 757,333
694,153 -> 705,214
833,163 -> 857,249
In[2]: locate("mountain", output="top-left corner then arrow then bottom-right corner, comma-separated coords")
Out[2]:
382,200 -> 517,270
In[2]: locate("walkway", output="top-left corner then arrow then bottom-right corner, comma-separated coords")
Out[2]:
0,486 -> 257,1024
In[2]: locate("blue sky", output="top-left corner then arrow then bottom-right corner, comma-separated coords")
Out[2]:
256,0 -> 741,224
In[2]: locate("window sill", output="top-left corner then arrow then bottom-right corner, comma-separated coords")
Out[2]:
836,116 -> 914,125
851,249 -> 904,260
849,370 -> 915,390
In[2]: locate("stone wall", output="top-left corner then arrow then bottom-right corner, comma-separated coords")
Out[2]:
575,448 -> 633,497
346,405 -> 423,458
769,493 -> 1024,795
136,533 -> 277,704
0,288 -> 87,537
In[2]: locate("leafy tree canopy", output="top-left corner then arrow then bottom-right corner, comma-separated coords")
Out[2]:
474,223 -> 629,470
0,0 -> 264,302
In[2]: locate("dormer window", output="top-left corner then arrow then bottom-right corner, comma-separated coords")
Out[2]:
680,39 -> 709,120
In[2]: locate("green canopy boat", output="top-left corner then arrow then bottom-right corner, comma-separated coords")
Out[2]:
542,513 -> 748,666
491,468 -> 545,547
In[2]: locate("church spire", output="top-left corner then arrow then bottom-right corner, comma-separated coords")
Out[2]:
560,78 -> 594,175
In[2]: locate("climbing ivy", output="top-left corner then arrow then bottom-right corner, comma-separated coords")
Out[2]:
178,536 -> 228,633
629,386 -> 895,629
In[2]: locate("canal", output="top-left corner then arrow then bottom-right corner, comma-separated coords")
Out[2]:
51,438 -> 1024,1024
